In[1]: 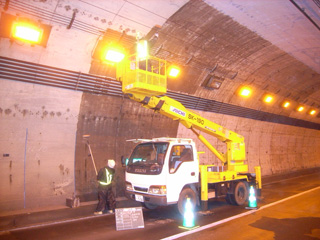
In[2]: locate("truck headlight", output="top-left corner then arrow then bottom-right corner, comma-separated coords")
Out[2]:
126,181 -> 133,191
148,185 -> 166,195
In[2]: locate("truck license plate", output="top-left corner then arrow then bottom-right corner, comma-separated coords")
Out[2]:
135,194 -> 144,202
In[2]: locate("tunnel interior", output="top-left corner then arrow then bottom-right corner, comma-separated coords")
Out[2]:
0,0 -> 319,211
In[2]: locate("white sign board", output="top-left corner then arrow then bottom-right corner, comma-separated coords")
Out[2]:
115,207 -> 144,231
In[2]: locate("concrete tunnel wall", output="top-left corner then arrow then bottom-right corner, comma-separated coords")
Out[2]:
0,79 -> 82,211
0,79 -> 179,211
1,76 -> 320,211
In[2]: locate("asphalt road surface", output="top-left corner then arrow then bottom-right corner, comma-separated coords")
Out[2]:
1,171 -> 319,240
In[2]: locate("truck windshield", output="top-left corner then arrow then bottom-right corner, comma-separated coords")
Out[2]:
127,142 -> 168,175
128,142 -> 168,166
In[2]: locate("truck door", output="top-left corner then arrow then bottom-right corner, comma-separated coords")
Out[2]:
166,144 -> 198,203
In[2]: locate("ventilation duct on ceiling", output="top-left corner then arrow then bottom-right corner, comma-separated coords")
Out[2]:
201,73 -> 224,90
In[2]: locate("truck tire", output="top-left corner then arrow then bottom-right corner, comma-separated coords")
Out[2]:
233,181 -> 248,206
226,193 -> 236,205
143,202 -> 158,210
177,188 -> 197,215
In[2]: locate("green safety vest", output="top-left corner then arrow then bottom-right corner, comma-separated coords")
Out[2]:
99,168 -> 113,186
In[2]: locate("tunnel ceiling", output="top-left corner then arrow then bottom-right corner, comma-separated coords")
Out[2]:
148,0 -> 320,123
1,0 -> 320,123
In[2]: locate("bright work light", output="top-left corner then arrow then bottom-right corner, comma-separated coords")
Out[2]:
168,66 -> 180,77
238,86 -> 252,97
104,49 -> 125,63
262,94 -> 274,103
296,105 -> 304,112
308,109 -> 316,116
137,40 -> 148,59
281,101 -> 290,108
12,21 -> 43,44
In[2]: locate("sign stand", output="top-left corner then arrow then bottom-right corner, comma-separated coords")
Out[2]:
115,207 -> 144,231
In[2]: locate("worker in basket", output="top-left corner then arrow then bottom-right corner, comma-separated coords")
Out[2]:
94,159 -> 116,215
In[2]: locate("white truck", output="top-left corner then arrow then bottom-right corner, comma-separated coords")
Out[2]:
123,137 -> 260,214
114,40 -> 261,214
124,138 -> 201,214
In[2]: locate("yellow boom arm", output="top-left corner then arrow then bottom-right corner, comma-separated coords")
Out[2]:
116,53 -> 247,172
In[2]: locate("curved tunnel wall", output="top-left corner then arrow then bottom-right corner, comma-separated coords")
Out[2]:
1,74 -> 319,211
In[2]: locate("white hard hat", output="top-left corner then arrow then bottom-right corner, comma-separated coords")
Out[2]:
108,159 -> 115,168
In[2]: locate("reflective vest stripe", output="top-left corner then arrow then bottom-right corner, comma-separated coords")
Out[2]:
99,181 -> 111,186
99,168 -> 112,186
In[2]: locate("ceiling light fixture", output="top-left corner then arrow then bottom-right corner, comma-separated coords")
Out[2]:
308,109 -> 316,116
238,86 -> 252,98
11,21 -> 43,44
104,49 -> 125,63
281,100 -> 291,108
296,105 -> 304,112
262,94 -> 274,104
168,65 -> 180,78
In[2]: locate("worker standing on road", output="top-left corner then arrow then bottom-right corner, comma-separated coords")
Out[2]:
94,159 -> 116,215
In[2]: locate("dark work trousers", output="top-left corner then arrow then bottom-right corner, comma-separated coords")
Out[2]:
96,186 -> 116,212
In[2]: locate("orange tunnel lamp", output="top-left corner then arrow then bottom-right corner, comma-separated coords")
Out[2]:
296,105 -> 304,112
308,109 -> 316,116
104,48 -> 125,63
11,21 -> 43,44
281,100 -> 291,108
168,66 -> 180,78
238,86 -> 252,98
262,94 -> 274,104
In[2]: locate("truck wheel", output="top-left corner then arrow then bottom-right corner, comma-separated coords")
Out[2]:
226,193 -> 236,205
143,202 -> 158,210
233,181 -> 248,206
177,188 -> 197,215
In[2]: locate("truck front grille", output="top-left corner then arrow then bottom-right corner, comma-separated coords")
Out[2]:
134,186 -> 148,192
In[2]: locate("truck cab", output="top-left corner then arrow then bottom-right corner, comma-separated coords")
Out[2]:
124,138 -> 199,213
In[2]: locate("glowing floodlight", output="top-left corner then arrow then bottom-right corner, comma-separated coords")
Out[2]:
308,109 -> 316,116
262,94 -> 274,104
137,40 -> 148,59
12,21 -> 43,44
281,101 -> 291,108
168,66 -> 180,77
296,105 -> 304,112
238,86 -> 252,98
104,49 -> 125,63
